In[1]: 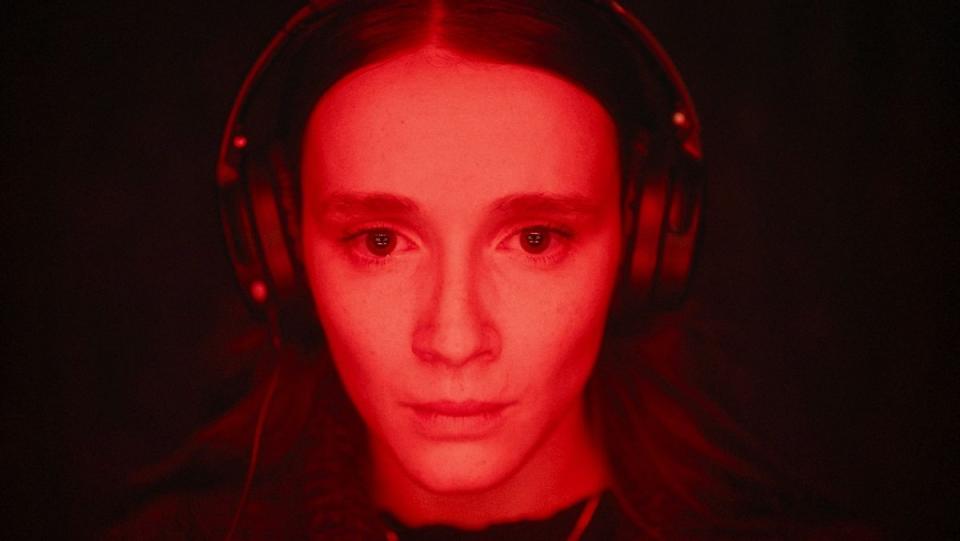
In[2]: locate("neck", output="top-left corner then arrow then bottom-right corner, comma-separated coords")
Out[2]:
371,398 -> 609,529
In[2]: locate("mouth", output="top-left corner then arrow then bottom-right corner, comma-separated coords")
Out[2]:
402,400 -> 515,440
405,400 -> 513,417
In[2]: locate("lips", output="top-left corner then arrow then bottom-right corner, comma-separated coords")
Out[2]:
403,400 -> 515,440
406,400 -> 512,417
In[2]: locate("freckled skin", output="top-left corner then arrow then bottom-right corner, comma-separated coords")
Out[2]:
300,47 -> 623,527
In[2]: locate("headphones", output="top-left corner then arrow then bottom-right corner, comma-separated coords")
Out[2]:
216,0 -> 705,331
216,3 -> 705,536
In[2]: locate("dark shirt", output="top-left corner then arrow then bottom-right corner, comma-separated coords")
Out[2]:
380,492 -> 625,541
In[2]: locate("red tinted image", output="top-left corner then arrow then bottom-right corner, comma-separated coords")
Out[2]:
93,1 -> 905,539
9,0 -> 953,539
136,2 -> 722,537
301,48 -> 622,507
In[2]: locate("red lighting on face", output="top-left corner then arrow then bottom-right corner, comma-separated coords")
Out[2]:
299,48 -> 620,510
403,400 -> 516,441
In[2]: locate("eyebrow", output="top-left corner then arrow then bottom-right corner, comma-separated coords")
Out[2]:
316,191 -> 603,221
318,192 -> 421,221
488,193 -> 603,218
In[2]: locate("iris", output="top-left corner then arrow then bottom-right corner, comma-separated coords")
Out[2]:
521,228 -> 550,254
366,229 -> 396,256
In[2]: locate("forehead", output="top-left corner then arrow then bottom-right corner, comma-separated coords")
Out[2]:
301,47 -> 620,204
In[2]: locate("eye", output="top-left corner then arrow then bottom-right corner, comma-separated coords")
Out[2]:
340,225 -> 416,267
498,224 -> 574,266
365,228 -> 397,256
519,227 -> 551,254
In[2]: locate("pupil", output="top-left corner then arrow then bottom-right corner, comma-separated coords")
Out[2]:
366,230 -> 396,256
522,229 -> 550,254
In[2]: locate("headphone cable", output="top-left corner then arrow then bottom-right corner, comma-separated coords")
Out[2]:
223,363 -> 281,541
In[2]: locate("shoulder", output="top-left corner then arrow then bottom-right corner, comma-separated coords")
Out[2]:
102,481 -> 311,540
102,487 -> 236,540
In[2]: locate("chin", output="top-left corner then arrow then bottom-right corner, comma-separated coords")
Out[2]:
401,438 -> 523,495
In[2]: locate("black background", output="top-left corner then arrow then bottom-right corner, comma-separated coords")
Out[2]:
4,1 -> 956,538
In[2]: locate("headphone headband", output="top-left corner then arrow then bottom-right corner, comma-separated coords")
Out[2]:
217,1 -> 701,185
602,0 -> 701,159
217,4 -> 319,188
217,0 -> 705,325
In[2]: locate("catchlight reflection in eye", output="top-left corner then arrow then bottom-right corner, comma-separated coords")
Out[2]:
366,229 -> 397,256
520,228 -> 551,254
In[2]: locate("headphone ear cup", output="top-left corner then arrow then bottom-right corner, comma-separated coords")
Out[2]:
626,158 -> 670,302
654,154 -> 704,304
246,150 -> 299,304
626,147 -> 704,307
220,169 -> 272,308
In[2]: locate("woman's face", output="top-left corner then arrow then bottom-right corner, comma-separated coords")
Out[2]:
301,48 -> 622,495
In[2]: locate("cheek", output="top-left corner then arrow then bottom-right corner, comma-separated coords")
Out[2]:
504,297 -> 607,401
498,233 -> 621,391
314,282 -> 412,362
303,244 -> 418,414
502,227 -> 621,321
303,220 -> 415,347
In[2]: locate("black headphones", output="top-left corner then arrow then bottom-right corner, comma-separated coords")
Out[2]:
216,0 -> 705,329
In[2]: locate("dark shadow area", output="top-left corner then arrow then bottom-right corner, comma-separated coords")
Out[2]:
3,1 -> 955,538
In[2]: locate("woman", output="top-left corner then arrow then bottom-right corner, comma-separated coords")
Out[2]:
107,1 -> 868,539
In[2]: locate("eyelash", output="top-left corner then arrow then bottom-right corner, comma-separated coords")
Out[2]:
340,223 -> 411,267
501,223 -> 575,266
338,223 -> 575,268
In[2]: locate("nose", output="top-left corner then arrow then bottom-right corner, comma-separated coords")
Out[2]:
412,256 -> 500,367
